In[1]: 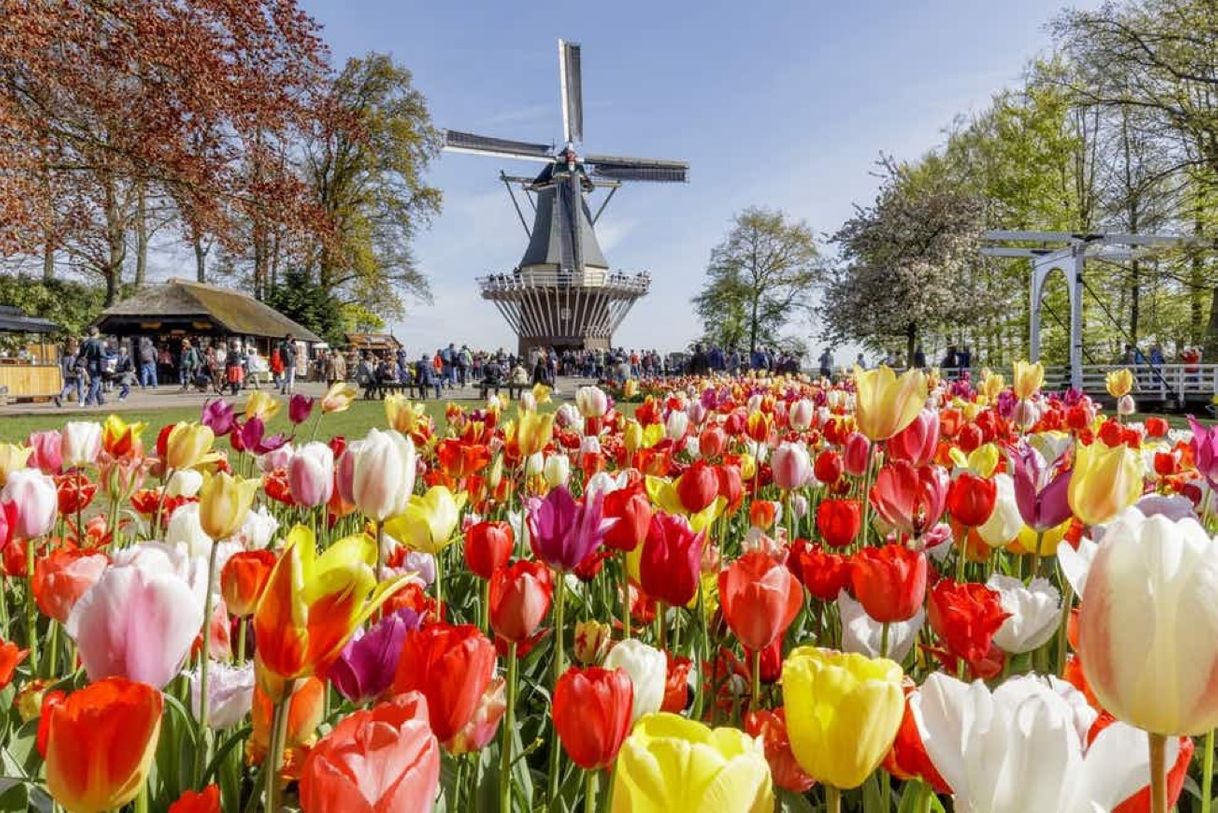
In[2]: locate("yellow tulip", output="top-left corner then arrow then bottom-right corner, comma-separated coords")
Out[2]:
531,382 -> 552,405
1011,360 -> 1044,400
852,365 -> 927,441
948,442 -> 999,477
385,394 -> 426,434
611,713 -> 773,813
1007,517 -> 1071,557
0,443 -> 32,486
101,414 -> 146,456
980,370 -> 1004,402
623,379 -> 639,399
1067,441 -> 1143,526
197,471 -> 260,541
517,411 -> 555,458
244,391 -> 280,423
163,422 -> 215,471
623,419 -> 644,455
320,382 -> 358,414
782,647 -> 904,790
384,486 -> 467,555
1106,368 -> 1134,399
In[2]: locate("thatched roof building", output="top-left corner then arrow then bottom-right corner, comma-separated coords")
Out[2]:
345,333 -> 401,353
96,278 -> 322,343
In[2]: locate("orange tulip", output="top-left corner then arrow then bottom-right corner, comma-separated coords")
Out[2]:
0,639 -> 27,689
32,544 -> 108,623
41,677 -> 163,813
220,549 -> 277,618
253,526 -> 405,692
251,676 -> 325,753
299,693 -> 441,813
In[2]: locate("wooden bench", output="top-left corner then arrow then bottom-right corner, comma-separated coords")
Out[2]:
479,380 -> 526,400
362,380 -> 422,400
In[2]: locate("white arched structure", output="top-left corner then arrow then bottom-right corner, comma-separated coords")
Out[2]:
982,230 -> 1203,392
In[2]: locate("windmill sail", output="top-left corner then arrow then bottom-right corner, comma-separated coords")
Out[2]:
559,40 -> 583,144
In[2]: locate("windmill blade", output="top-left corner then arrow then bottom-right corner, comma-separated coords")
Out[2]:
443,130 -> 554,163
559,39 -> 583,144
585,154 -> 689,183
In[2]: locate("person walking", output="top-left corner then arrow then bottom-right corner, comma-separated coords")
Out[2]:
180,339 -> 200,390
225,340 -> 245,395
138,337 -> 158,389
278,334 -> 297,395
54,339 -> 83,407
818,347 -> 833,379
80,327 -> 106,406
111,343 -> 135,400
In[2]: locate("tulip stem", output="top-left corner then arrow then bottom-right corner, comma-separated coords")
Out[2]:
1030,531 -> 1045,583
1203,728 -> 1214,813
236,619 -> 247,664
25,538 -> 37,674
197,536 -> 222,780
500,642 -> 518,812
374,520 -> 384,583
825,784 -> 841,813
584,769 -> 598,813
265,678 -> 295,813
1149,731 -> 1168,813
620,553 -> 631,639
549,575 -> 568,802
480,579 -> 490,634
750,649 -> 761,709
434,545 -> 445,614
1054,577 -> 1074,677
880,622 -> 890,660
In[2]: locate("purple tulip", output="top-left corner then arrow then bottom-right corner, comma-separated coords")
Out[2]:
201,399 -> 236,437
289,393 -> 315,425
236,417 -> 289,456
526,485 -> 612,571
402,550 -> 436,586
327,608 -> 421,704
1011,445 -> 1072,531
1189,416 -> 1218,489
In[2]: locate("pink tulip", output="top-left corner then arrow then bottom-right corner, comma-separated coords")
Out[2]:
789,399 -> 815,432
842,432 -> 872,477
288,442 -> 335,508
26,431 -> 63,475
886,409 -> 940,468
1,468 -> 57,539
771,442 -> 812,491
66,542 -> 205,688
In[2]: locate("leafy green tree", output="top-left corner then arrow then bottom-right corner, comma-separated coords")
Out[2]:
0,274 -> 107,337
265,269 -> 344,345
692,208 -> 822,352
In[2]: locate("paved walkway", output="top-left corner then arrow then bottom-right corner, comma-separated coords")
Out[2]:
4,376 -> 598,415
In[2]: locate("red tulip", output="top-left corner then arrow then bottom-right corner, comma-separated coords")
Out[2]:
886,409 -> 940,468
869,461 -> 949,537
219,549 -> 277,619
882,680 -> 951,794
675,460 -> 718,513
749,499 -> 779,530
945,472 -> 997,528
0,639 -> 28,689
463,521 -> 514,579
661,654 -> 693,713
55,472 -> 98,516
744,709 -> 815,793
788,540 -> 852,602
392,623 -> 496,747
602,484 -> 652,552
927,579 -> 1009,675
849,544 -> 927,623
299,692 -> 441,813
813,449 -> 843,485
716,464 -> 744,515
699,425 -> 727,459
816,498 -> 861,548
168,786 -> 220,813
553,666 -> 634,770
639,512 -> 703,607
719,551 -> 802,653
488,560 -> 553,644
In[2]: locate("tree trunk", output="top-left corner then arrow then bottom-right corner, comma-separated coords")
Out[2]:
103,175 -> 125,305
193,235 -> 207,283
748,293 -> 759,354
135,185 -> 148,286
1207,287 -> 1218,362
906,322 -> 916,367
1129,260 -> 1139,345
42,234 -> 54,281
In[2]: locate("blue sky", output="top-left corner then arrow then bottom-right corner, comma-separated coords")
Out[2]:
296,0 -> 1094,357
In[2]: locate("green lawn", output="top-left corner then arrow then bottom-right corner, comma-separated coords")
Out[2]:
0,398 -> 450,444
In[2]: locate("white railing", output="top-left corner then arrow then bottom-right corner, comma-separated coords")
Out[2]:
478,269 -> 650,294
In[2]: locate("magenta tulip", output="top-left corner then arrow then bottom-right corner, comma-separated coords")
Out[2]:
527,486 -> 611,571
289,393 -> 315,425
1011,446 -> 1072,532
201,399 -> 236,437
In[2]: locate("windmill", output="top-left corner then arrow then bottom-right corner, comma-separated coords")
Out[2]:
443,39 -> 688,357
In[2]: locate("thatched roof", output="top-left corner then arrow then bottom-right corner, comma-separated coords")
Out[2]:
346,332 -> 401,351
97,278 -> 323,342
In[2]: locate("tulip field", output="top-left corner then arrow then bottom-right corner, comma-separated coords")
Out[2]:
0,365 -> 1214,812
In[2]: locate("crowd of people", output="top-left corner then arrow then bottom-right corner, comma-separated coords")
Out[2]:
685,344 -> 804,376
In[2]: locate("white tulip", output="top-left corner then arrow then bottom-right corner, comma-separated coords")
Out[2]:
61,421 -> 102,468
165,468 -> 203,498
987,574 -> 1060,654
164,503 -> 213,558
190,660 -> 254,729
543,454 -> 571,488
914,673 -> 1176,813
838,590 -> 923,662
603,639 -> 666,723
978,473 -> 1022,547
576,385 -> 608,419
351,428 -> 416,521
665,410 -> 689,441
